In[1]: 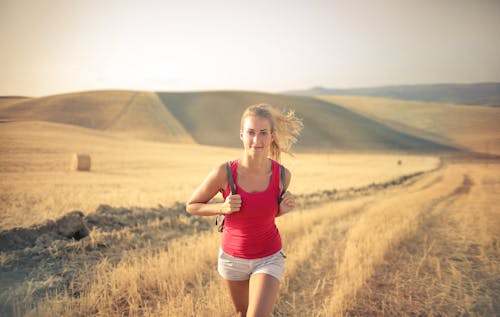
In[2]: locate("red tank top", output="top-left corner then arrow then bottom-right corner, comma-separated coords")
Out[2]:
221,159 -> 282,259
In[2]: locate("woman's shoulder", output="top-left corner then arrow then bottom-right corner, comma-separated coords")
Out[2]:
207,162 -> 232,194
213,161 -> 228,174
212,160 -> 237,178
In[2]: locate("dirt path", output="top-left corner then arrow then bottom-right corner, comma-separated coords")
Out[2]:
269,158 -> 499,316
275,202 -> 371,316
344,161 -> 500,316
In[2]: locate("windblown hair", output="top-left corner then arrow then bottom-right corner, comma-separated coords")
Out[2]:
240,103 -> 303,162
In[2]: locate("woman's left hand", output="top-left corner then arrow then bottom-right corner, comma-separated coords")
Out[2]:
278,191 -> 295,216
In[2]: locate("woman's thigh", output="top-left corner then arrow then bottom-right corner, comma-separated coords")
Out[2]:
224,279 -> 249,316
247,273 -> 280,317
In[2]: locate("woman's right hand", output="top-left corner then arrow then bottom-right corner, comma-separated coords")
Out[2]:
221,194 -> 241,214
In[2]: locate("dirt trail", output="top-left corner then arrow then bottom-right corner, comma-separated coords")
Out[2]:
271,157 -> 499,316
276,202 -> 371,316
344,161 -> 500,316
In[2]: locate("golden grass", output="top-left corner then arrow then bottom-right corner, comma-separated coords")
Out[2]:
322,165 -> 466,314
344,164 -> 500,316
15,161 -> 498,317
1,119 -> 498,316
0,120 -> 238,229
0,120 -> 439,230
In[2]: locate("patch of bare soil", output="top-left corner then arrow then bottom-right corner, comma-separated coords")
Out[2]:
0,202 -> 209,316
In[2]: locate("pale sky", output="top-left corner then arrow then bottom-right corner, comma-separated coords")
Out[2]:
1,0 -> 499,97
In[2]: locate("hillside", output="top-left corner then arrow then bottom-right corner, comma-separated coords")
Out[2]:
319,95 -> 500,156
0,96 -> 30,110
158,91 -> 457,152
0,91 -> 194,143
285,82 -> 500,106
0,89 -> 462,153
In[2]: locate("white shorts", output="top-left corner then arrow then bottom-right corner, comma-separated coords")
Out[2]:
217,248 -> 286,282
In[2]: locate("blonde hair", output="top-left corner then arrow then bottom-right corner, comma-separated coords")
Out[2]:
240,103 -> 303,162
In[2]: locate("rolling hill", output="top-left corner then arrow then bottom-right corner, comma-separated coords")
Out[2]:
157,91 -> 458,152
0,90 -> 194,143
318,95 -> 500,156
0,89 -> 466,153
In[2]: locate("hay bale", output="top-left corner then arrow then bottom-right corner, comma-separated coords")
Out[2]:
71,153 -> 91,171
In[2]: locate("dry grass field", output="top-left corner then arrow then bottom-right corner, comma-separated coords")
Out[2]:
0,91 -> 499,316
0,120 -> 438,231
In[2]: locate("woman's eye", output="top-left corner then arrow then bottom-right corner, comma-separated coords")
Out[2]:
261,132 -> 268,136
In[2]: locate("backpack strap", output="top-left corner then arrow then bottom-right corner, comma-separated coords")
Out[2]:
216,161 -> 235,232
226,161 -> 236,194
279,164 -> 287,204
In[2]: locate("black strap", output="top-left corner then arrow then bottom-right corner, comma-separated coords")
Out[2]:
226,162 -> 236,194
279,164 -> 287,204
216,161 -> 235,232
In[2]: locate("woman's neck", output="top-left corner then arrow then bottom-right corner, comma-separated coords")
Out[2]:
240,153 -> 270,173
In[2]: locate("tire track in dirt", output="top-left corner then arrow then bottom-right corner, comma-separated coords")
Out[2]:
345,164 -> 500,316
275,202 -> 371,316
274,164 -> 441,316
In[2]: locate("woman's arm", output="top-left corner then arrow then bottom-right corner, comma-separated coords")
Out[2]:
186,163 -> 241,216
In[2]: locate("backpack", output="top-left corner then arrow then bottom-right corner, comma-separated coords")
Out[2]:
216,161 -> 287,232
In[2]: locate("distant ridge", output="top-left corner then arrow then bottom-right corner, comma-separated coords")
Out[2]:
285,82 -> 500,106
0,96 -> 29,99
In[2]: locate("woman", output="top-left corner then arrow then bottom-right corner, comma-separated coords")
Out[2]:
186,103 -> 303,316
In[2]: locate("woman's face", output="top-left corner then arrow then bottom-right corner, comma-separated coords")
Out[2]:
240,115 -> 274,154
